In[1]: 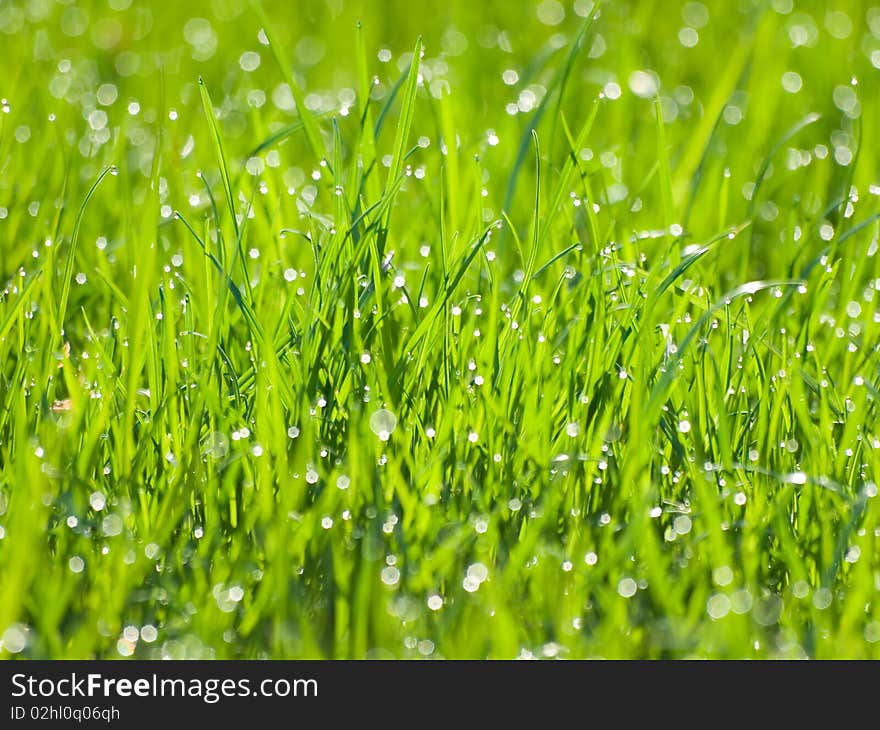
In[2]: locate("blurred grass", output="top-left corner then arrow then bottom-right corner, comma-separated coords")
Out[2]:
0,0 -> 879,658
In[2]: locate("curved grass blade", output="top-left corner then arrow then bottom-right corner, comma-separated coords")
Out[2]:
647,279 -> 803,413
0,261 -> 44,344
502,11 -> 599,217
382,37 -> 422,227
747,112 -> 821,219
252,0 -> 325,162
198,77 -> 238,238
57,164 -> 117,341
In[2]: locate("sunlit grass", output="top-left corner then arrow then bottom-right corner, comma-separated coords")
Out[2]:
1,0 -> 880,658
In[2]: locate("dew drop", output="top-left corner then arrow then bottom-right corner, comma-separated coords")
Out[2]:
617,577 -> 637,598
369,409 -> 397,441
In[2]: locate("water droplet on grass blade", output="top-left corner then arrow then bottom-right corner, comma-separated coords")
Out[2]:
462,576 -> 481,592
102,514 -> 123,536
2,625 -> 28,654
706,593 -> 731,619
369,409 -> 397,441
381,566 -> 400,586
617,578 -> 637,598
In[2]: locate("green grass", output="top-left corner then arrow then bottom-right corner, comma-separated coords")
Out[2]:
1,0 -> 880,659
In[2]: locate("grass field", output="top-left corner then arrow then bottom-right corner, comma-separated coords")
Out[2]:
1,0 -> 879,659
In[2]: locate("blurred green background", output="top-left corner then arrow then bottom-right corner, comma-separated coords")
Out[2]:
3,0 -> 878,282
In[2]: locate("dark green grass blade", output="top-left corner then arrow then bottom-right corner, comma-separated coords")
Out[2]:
198,78 -> 239,238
